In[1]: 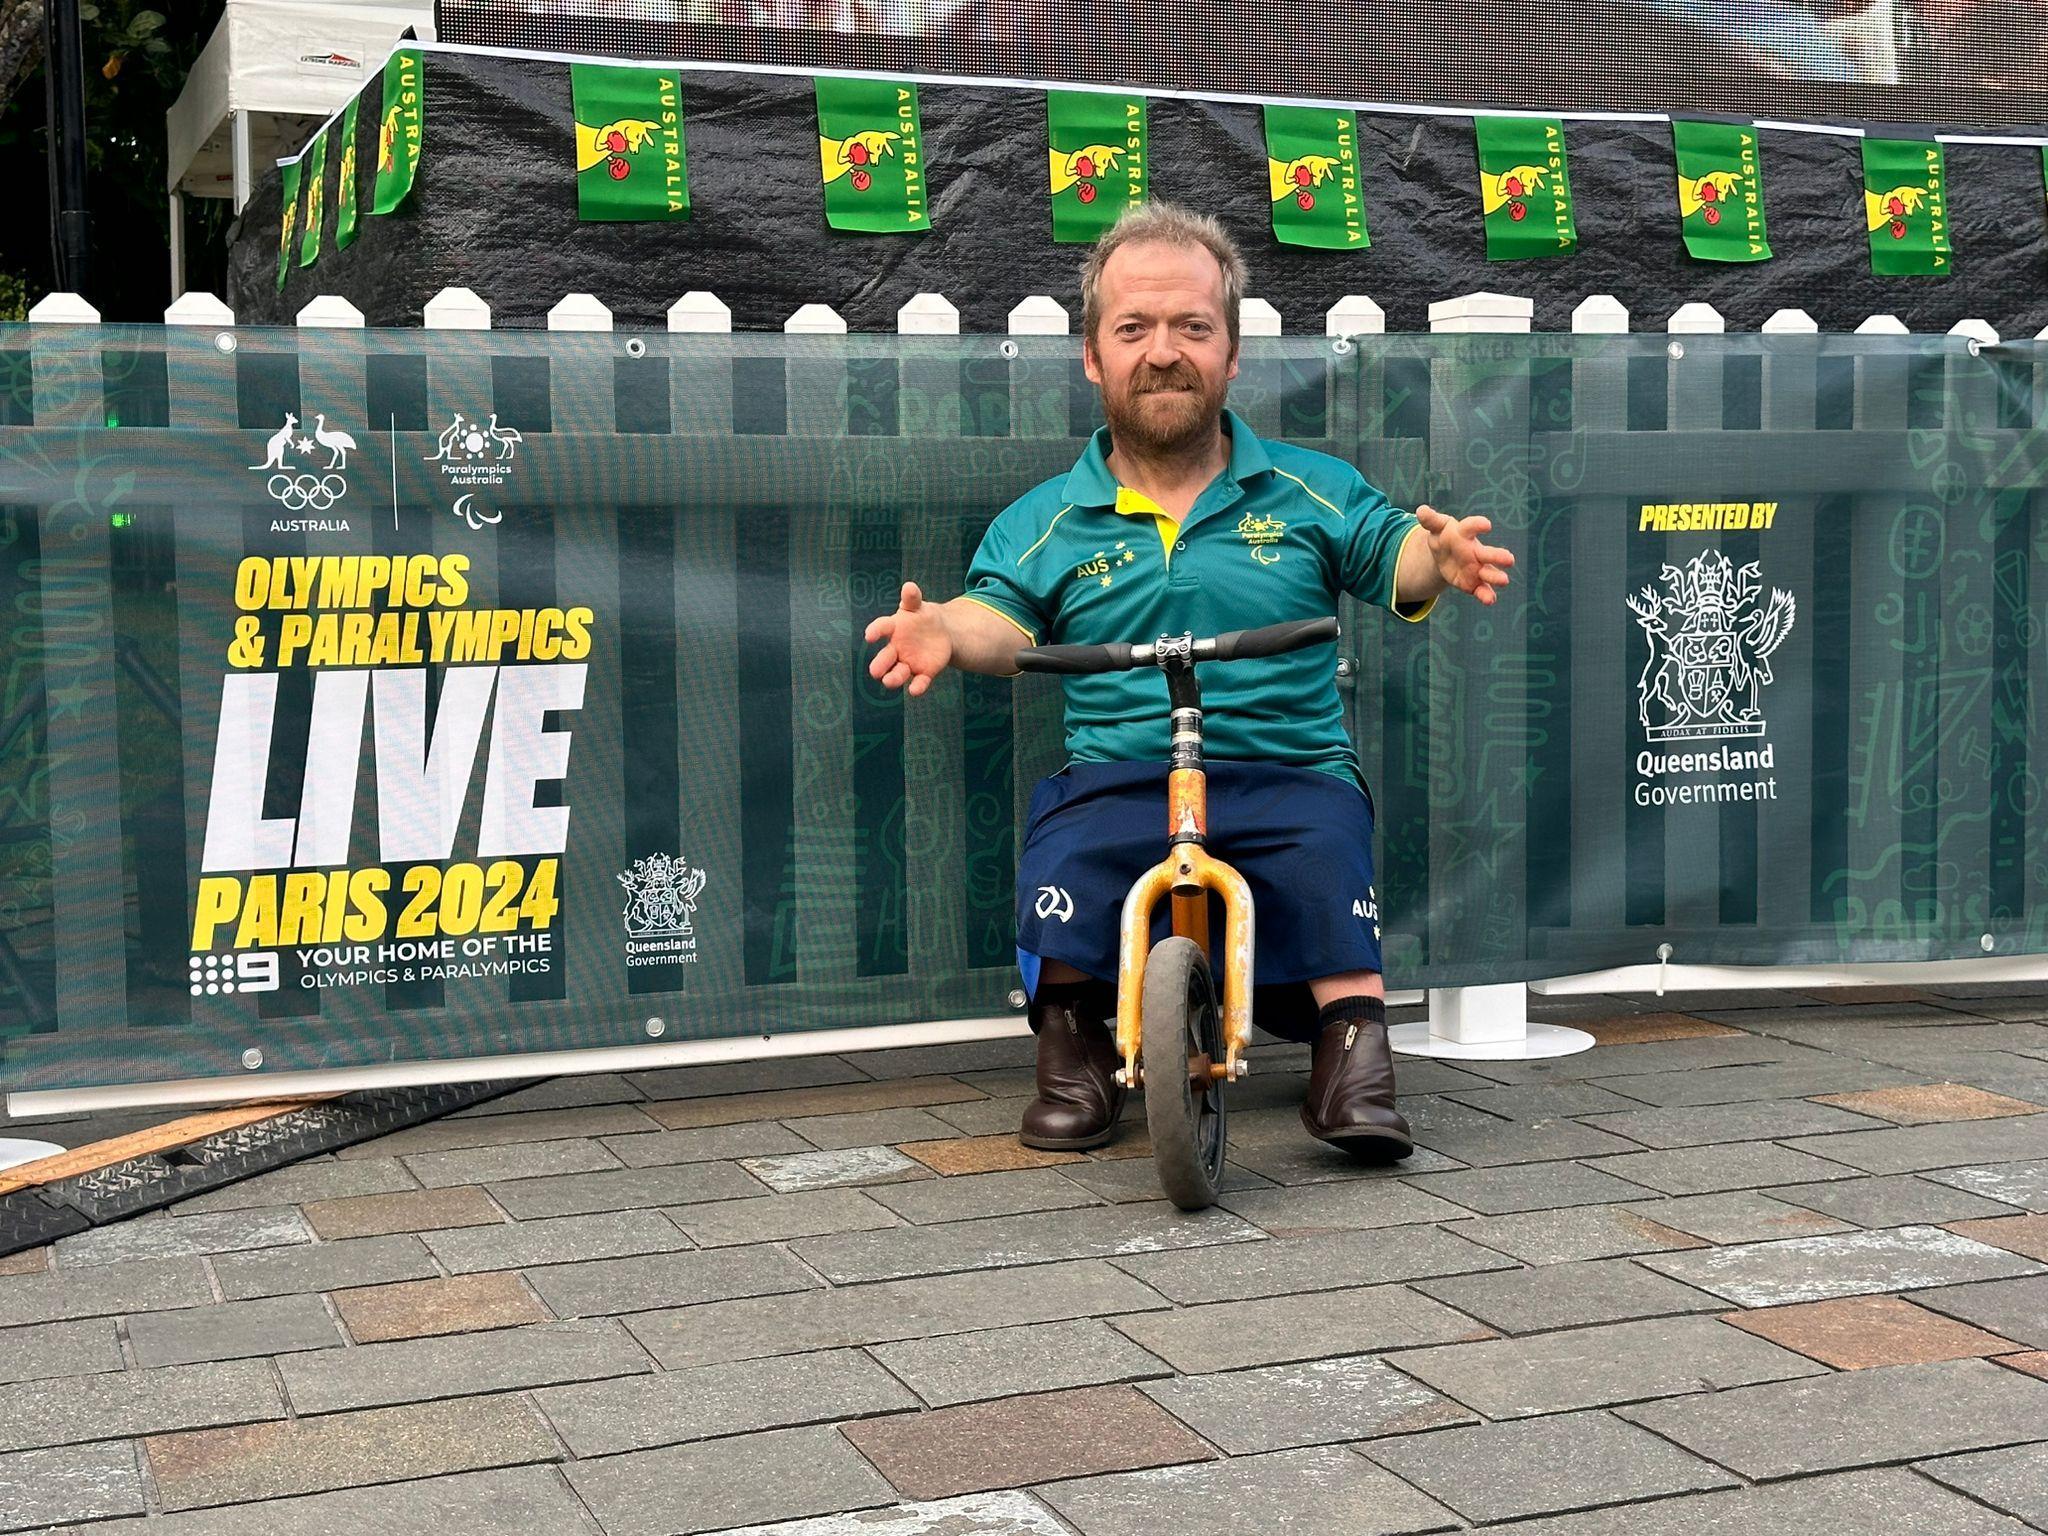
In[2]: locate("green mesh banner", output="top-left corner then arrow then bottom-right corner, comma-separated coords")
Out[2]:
0,327 -> 2043,1093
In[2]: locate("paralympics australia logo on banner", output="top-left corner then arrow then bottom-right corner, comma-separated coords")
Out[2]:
249,411 -> 357,531
619,852 -> 708,966
1627,550 -> 1796,808
426,413 -> 523,530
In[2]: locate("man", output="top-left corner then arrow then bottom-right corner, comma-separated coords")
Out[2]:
864,202 -> 1512,1159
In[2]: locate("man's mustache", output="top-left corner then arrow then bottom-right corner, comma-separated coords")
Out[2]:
1131,365 -> 1202,394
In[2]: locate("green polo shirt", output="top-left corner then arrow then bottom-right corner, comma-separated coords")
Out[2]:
962,409 -> 1433,783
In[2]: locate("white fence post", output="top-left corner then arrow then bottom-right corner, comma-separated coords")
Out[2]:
1007,295 -> 1071,441
668,291 -> 734,437
1391,290 -> 1593,1061
422,287 -> 494,469
162,293 -> 236,431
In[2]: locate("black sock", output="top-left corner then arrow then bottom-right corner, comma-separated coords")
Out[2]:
1030,978 -> 1117,1032
1316,994 -> 1387,1032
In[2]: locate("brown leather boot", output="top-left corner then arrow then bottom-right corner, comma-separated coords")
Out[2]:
1301,996 -> 1413,1161
1019,986 -> 1126,1151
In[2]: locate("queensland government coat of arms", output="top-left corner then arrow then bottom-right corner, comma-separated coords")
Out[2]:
1627,550 -> 1796,740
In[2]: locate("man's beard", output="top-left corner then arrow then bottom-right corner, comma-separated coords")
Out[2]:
1102,360 -> 1228,459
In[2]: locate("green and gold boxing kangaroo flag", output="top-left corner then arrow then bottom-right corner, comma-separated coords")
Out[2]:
371,46 -> 424,215
815,77 -> 928,232
572,65 -> 689,221
1671,119 -> 1770,262
297,129 -> 327,267
275,158 -> 301,291
1474,115 -> 1576,259
1263,105 -> 1368,249
1862,135 -> 1950,276
333,99 -> 362,250
1048,89 -> 1145,243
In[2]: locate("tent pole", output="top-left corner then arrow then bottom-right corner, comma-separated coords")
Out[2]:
232,110 -> 252,213
43,0 -> 92,295
169,189 -> 185,302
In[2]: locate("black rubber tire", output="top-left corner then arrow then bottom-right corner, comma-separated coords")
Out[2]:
1141,936 -> 1228,1211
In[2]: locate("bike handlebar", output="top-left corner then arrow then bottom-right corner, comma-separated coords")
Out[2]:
1013,616 -> 1340,676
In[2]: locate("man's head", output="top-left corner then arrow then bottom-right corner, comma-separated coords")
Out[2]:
1080,202 -> 1246,461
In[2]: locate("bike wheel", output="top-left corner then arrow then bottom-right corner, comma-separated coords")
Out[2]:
1141,935 -> 1228,1211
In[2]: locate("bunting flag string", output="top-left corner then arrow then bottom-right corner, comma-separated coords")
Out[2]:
815,77 -> 927,232
1474,116 -> 1577,260
1671,119 -> 1770,263
370,47 -> 425,215
573,65 -> 690,222
1047,89 -> 1146,244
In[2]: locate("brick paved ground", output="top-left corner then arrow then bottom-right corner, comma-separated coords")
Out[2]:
3,985 -> 2047,1533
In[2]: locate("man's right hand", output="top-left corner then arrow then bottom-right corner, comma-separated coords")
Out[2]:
866,582 -> 954,696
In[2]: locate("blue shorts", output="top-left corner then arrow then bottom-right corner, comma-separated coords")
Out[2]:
1015,760 -> 1384,1042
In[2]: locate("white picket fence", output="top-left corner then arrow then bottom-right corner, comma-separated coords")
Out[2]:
19,284 -> 2048,1080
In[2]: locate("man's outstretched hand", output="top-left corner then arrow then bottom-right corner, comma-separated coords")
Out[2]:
865,581 -> 954,696
1416,504 -> 1515,606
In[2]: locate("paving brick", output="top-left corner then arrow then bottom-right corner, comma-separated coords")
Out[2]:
1402,1161 -> 1660,1216
1579,1013 -> 1744,1045
1625,1191 -> 1852,1244
1923,1159 -> 2048,1210
1619,1357 -> 2048,1480
0,1359 -> 283,1453
1413,1258 -> 1725,1334
674,1188 -> 901,1246
0,1248 -> 46,1277
1720,1294 -> 2021,1368
1391,1314 -> 1822,1419
1811,1084 -> 2043,1126
343,1104 -> 663,1156
524,1244 -> 819,1318
303,1185 -> 504,1240
1587,1142 -> 1861,1197
843,1383 -> 1213,1499
1362,1409 -> 1738,1523
1589,1058 -> 1924,1108
566,1423 -> 896,1536
53,1207 -> 312,1268
869,1318 -> 1170,1407
487,1160 -> 767,1219
331,1271 -> 549,1344
142,1394 -> 560,1512
126,1293 -> 343,1368
640,1075 -> 983,1130
0,1317 -> 123,1385
1785,1115 -> 2048,1176
1412,1120 -> 1642,1168
1227,1140 -> 1465,1184
1472,1034 -> 1790,1086
895,1134 -> 1086,1175
1479,1466 -> 2039,1535
1577,1098 -> 1885,1148
169,1157 -> 418,1215
1769,1174 -> 2022,1227
1918,1443 -> 2048,1526
1638,1225 -> 2043,1307
1112,1282 -> 1492,1375
624,1259 -> 1169,1369
864,1168 -> 1093,1225
1438,1082 -> 1648,1120
740,1147 -> 930,1194
1060,1157 -> 1275,1204
602,1123 -> 815,1168
536,1346 -> 916,1455
400,1138 -> 624,1188
1445,1204 -> 1707,1266
1037,1445 -> 1457,1536
214,1234 -> 439,1301
1213,1178 -> 1470,1233
838,1038 -> 1036,1080
1142,1353 -> 1472,1453
1946,1213 -> 2048,1261
1912,1275 -> 2048,1347
1115,1223 -> 1514,1304
0,1257 -> 213,1327
0,1442 -> 144,1530
282,1317 -> 650,1415
451,1074 -> 644,1115
921,1094 -> 1036,1137
780,1108 -> 968,1152
696,1491 -> 1071,1536
628,1056 -> 877,1103
420,1209 -> 693,1275
1996,1351 -> 2048,1380
792,1201 -> 1262,1284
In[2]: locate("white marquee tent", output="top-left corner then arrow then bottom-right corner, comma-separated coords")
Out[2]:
164,0 -> 432,294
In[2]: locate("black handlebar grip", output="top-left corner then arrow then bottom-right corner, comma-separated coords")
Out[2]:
1207,616 -> 1341,662
1014,640 -> 1138,675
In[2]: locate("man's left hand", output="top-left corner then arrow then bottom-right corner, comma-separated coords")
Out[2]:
1416,504 -> 1515,606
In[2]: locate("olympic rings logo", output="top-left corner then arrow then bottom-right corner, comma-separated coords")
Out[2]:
266,473 -> 346,511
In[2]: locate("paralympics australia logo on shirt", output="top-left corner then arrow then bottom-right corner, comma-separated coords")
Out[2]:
618,852 -> 708,966
1236,509 -> 1287,565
